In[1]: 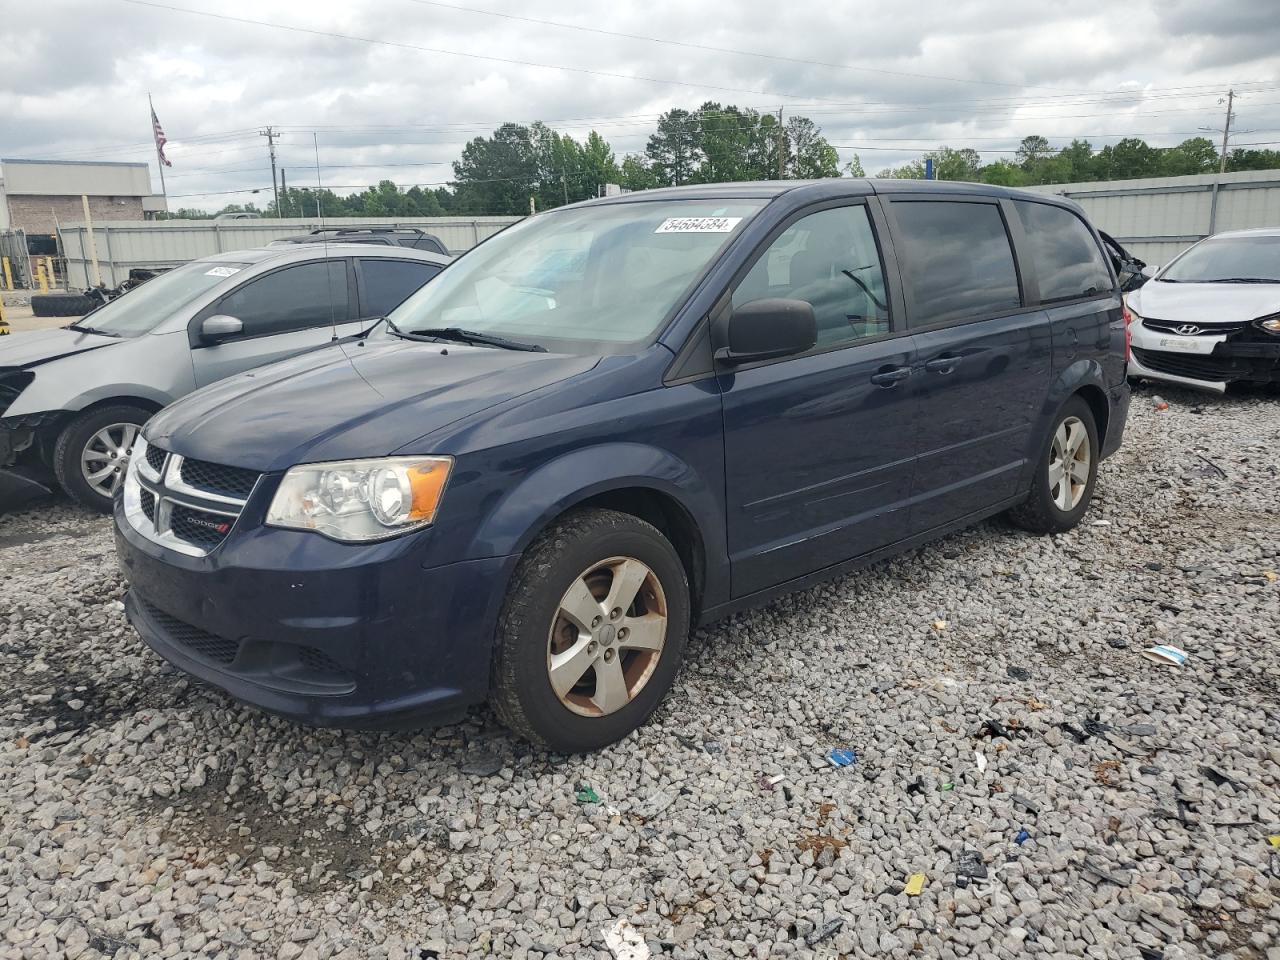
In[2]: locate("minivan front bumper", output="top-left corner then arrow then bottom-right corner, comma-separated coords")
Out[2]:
114,501 -> 517,728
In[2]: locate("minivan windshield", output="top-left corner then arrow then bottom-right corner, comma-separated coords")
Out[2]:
1159,235 -> 1280,283
69,260 -> 250,338
386,199 -> 767,351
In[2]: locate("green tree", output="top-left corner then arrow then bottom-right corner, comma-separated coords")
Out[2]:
1057,139 -> 1097,182
452,122 -> 540,215
619,155 -> 660,191
844,154 -> 866,178
1160,137 -> 1218,176
1094,138 -> 1161,180
646,108 -> 701,186
876,159 -> 925,179
978,160 -> 1029,186
1227,147 -> 1280,171
928,147 -> 981,181
1016,135 -> 1052,168
785,116 -> 839,178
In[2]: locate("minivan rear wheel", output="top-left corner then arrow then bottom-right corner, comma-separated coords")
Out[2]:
1008,396 -> 1099,535
491,508 -> 690,752
54,404 -> 152,513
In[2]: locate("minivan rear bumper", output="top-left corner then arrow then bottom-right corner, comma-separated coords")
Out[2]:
1101,380 -> 1129,460
115,506 -> 517,728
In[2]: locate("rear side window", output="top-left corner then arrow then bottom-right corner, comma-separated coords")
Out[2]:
891,201 -> 1021,326
358,259 -> 442,317
1014,201 -> 1113,302
216,260 -> 350,337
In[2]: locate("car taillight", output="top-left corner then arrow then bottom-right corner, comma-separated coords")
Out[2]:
1120,302 -> 1134,362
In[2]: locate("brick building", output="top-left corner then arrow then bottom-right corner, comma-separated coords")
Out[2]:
0,159 -> 166,245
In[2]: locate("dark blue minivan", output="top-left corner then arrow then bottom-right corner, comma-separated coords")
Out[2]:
115,179 -> 1130,751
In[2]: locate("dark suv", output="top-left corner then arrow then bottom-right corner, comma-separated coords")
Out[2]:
115,180 -> 1130,752
270,227 -> 449,255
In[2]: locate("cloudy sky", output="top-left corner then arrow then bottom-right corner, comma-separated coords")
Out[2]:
5,0 -> 1279,210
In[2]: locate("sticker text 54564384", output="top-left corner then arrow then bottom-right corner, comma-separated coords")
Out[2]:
655,217 -> 743,234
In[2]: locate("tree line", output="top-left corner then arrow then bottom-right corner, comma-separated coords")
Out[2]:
167,108 -> 1280,219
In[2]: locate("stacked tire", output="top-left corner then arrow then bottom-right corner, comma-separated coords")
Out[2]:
31,293 -> 98,317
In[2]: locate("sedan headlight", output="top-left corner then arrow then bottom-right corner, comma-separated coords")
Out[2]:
266,456 -> 452,542
1257,314 -> 1280,335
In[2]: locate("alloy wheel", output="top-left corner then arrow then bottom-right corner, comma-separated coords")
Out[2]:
81,422 -> 139,497
1048,415 -> 1091,511
546,556 -> 668,717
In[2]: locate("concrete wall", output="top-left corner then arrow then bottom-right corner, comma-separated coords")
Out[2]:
57,216 -> 521,287
0,159 -> 152,197
1026,168 -> 1280,266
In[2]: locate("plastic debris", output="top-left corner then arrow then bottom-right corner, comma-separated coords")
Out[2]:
1265,570 -> 1278,583
576,786 -> 600,805
602,917 -> 650,960
758,773 -> 786,791
1014,829 -> 1031,845
1006,665 -> 1032,681
1143,644 -> 1188,667
1194,452 -> 1227,479
1090,519 -> 1112,526
1268,835 -> 1280,849
827,748 -> 857,768
931,619 -> 949,631
1010,794 -> 1040,816
904,873 -> 926,896
940,782 -> 954,792
975,751 -> 988,775
955,850 -> 987,887
805,918 -> 844,947
905,777 -> 925,796
1152,395 -> 1169,411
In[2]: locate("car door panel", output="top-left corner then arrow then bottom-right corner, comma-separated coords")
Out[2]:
716,200 -> 916,598
191,259 -> 357,387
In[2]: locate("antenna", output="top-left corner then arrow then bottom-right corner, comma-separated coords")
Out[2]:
314,132 -> 339,342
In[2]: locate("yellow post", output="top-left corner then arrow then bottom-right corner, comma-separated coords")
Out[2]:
36,264 -> 48,293
0,295 -> 8,335
44,257 -> 55,290
1,256 -> 11,291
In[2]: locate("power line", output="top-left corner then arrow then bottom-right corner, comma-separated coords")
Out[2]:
397,0 -> 1096,94
121,0 -> 864,104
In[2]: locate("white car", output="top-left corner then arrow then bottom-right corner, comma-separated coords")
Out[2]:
1126,227 -> 1280,393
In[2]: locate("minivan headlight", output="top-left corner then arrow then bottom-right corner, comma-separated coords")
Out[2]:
266,456 -> 452,542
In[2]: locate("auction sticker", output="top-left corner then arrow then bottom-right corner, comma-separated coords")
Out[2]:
655,217 -> 743,234
205,266 -> 242,278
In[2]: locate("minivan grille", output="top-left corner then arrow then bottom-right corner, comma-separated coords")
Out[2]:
179,457 -> 260,500
138,598 -> 241,665
126,441 -> 254,557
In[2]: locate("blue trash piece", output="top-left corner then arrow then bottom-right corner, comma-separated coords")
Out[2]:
828,748 -> 857,767
1015,829 -> 1031,845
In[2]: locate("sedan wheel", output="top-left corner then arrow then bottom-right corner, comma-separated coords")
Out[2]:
80,422 -> 140,498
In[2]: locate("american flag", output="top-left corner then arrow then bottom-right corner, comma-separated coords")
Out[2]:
151,106 -> 172,167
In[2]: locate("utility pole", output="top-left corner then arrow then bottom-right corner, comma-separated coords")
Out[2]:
776,107 -> 786,180
280,169 -> 288,217
259,126 -> 280,213
1218,89 -> 1235,174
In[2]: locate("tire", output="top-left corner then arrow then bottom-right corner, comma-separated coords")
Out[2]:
31,293 -> 97,317
491,508 -> 691,753
1008,396 -> 1100,535
54,404 -> 151,512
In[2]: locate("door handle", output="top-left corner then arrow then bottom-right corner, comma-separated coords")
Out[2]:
870,365 -> 912,387
925,354 -> 963,374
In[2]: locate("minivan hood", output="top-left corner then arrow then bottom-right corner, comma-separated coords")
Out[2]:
1129,280 -> 1280,325
146,337 -> 599,471
0,327 -> 119,368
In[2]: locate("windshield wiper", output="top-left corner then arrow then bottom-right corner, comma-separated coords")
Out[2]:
66,323 -> 120,337
398,325 -> 547,352
1203,277 -> 1280,283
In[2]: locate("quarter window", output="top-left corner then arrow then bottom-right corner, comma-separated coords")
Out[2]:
1014,201 -> 1112,302
216,261 -> 350,337
358,259 -> 442,317
891,201 -> 1021,326
733,205 -> 890,348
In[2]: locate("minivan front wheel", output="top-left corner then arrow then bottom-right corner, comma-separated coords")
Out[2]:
492,508 -> 690,752
1009,396 -> 1099,535
54,404 -> 152,513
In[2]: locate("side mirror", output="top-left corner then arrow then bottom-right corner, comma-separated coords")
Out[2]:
201,315 -> 244,342
716,298 -> 817,365
1140,264 -> 1160,279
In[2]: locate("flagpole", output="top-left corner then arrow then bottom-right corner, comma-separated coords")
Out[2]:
149,92 -> 168,208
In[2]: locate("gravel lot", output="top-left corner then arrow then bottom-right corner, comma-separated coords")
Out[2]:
2,386 -> 1278,960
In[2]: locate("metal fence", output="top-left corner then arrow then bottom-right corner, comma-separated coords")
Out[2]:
0,231 -> 33,289
55,216 -> 522,288
1027,168 -> 1280,266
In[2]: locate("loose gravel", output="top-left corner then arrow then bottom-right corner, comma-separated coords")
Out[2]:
2,385 -> 1279,960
